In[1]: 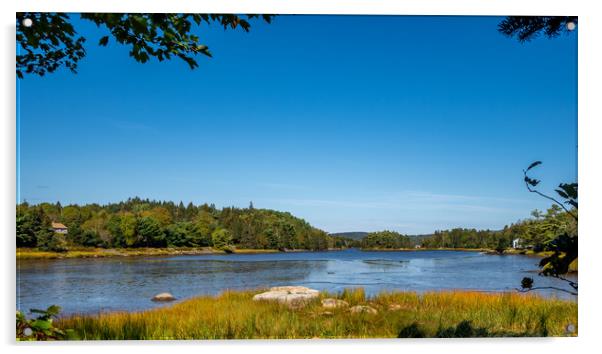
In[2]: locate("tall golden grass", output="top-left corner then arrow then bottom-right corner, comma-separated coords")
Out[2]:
57,289 -> 577,339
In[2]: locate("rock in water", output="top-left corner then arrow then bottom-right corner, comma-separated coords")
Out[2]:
321,298 -> 349,309
349,305 -> 378,315
152,292 -> 176,302
252,286 -> 319,308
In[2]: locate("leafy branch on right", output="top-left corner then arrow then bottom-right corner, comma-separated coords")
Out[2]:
518,161 -> 577,296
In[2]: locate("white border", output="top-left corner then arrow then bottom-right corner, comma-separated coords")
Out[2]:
3,1 -> 601,354
7,0 -> 593,15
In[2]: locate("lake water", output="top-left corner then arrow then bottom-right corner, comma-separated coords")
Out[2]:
16,249 -> 577,315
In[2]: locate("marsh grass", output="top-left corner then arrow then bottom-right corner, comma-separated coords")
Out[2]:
57,289 -> 577,340
16,247 -> 280,260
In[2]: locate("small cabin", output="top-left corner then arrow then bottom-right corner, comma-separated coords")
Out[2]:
414,245 -> 422,249
51,222 -> 68,234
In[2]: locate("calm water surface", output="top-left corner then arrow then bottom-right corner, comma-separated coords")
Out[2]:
17,249 -> 577,315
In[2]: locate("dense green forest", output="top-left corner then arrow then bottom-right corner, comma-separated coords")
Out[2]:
361,231 -> 413,249
420,205 -> 576,252
16,198 -> 337,251
16,197 -> 576,254
329,232 -> 368,241
356,205 -> 577,253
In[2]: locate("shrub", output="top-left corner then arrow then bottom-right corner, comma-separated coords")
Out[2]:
211,228 -> 233,251
17,305 -> 76,340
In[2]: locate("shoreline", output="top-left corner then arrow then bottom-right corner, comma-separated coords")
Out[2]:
16,247 -> 275,260
16,246 -> 560,260
360,247 -> 491,253
16,247 -> 348,260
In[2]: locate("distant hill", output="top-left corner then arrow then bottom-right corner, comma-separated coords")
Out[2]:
329,232 -> 369,241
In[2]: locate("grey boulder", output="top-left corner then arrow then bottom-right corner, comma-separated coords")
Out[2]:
151,292 -> 176,302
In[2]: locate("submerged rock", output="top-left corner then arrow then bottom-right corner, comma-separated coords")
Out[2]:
349,305 -> 378,315
252,286 -> 319,307
321,298 -> 349,309
151,292 -> 176,302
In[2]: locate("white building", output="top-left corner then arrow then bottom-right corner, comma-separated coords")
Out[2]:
512,238 -> 522,249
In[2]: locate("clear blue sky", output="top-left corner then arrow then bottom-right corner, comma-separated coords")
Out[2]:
17,15 -> 577,234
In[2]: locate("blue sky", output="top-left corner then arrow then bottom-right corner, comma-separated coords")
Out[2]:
17,15 -> 577,234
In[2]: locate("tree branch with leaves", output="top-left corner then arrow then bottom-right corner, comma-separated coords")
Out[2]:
498,16 -> 577,42
523,161 -> 578,221
16,13 -> 275,78
519,162 -> 578,294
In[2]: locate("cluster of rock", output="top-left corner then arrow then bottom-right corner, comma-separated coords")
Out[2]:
252,286 -> 410,316
349,305 -> 378,315
252,286 -> 320,308
154,287 -> 407,316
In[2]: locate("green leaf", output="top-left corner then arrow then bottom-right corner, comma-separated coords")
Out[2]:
131,15 -> 149,34
30,308 -> 48,315
526,161 -> 542,171
555,189 -> 569,199
558,183 -> 578,199
524,176 -> 540,187
31,319 -> 52,330
46,305 -> 61,317
98,36 -> 109,46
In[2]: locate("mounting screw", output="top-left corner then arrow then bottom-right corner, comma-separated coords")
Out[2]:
566,323 -> 576,333
566,22 -> 576,31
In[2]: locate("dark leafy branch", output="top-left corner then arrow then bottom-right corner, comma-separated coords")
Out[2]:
498,16 -> 577,42
500,18 -> 579,296
16,13 -> 275,78
520,162 -> 578,294
16,13 -> 86,78
523,161 -> 577,221
516,285 -> 577,297
16,305 -> 76,340
556,275 -> 578,292
518,274 -> 577,295
537,233 -> 578,291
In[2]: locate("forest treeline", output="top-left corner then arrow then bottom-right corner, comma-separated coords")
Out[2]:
421,205 -> 576,251
359,205 -> 577,252
360,230 -> 413,249
16,198 -> 576,254
16,198 -> 339,251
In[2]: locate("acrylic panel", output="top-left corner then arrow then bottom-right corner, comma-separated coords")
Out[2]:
16,13 -> 578,340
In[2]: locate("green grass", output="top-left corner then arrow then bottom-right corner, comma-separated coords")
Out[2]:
56,289 -> 577,340
502,249 -> 554,257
